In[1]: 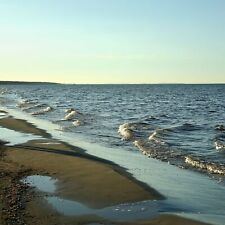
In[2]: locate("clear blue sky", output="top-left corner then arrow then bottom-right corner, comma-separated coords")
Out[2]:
0,0 -> 225,83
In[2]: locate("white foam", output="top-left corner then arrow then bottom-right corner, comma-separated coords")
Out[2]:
65,108 -> 75,113
149,130 -> 165,144
72,119 -> 82,127
215,141 -> 225,151
118,123 -> 134,141
65,110 -> 77,120
17,99 -> 32,108
31,106 -> 53,115
23,103 -> 46,111
133,140 -> 144,150
133,140 -> 151,157
185,156 -> 225,175
149,130 -> 162,144
0,88 -> 8,95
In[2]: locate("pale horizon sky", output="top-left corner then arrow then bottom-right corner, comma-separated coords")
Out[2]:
0,0 -> 225,84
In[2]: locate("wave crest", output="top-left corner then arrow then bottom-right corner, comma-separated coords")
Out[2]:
185,156 -> 225,175
118,123 -> 134,141
215,141 -> 225,151
31,106 -> 53,115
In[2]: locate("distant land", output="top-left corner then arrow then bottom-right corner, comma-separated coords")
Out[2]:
0,81 -> 224,85
0,81 -> 59,85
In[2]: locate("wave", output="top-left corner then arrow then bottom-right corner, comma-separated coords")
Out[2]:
133,139 -> 183,163
31,106 -> 54,115
164,123 -> 201,133
65,111 -> 77,120
144,115 -> 159,121
119,121 -> 225,176
22,103 -> 48,111
135,139 -> 225,175
0,88 -> 9,95
118,123 -> 134,141
215,125 -> 225,131
185,156 -> 225,175
17,99 -> 36,108
215,141 -> 225,151
149,130 -> 165,144
64,109 -> 83,120
65,108 -> 75,113
72,119 -> 83,127
133,140 -> 151,157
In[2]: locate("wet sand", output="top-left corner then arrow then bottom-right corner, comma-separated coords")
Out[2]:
6,139 -> 161,208
0,116 -> 211,225
0,116 -> 50,137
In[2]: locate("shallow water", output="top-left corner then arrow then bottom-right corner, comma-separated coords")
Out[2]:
23,175 -> 189,222
0,126 -> 42,146
22,175 -> 57,193
46,196 -> 188,222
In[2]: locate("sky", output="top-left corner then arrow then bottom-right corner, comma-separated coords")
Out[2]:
0,0 -> 225,84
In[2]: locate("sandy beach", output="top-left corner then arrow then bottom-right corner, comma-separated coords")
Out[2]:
0,116 -> 211,225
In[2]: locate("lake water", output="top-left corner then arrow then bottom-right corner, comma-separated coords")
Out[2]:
1,84 -> 225,224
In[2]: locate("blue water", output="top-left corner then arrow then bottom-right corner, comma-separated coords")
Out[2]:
1,84 -> 225,175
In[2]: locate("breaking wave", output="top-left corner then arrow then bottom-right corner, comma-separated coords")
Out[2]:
31,106 -> 54,115
185,156 -> 225,175
149,130 -> 165,144
118,123 -> 134,141
118,121 -> 225,176
17,99 -> 37,108
215,141 -> 225,151
72,119 -> 83,127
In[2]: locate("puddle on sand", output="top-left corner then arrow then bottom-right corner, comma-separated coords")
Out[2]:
22,175 -> 57,193
23,175 -> 191,222
0,127 -> 43,146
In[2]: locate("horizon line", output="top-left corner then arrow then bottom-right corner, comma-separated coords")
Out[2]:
0,80 -> 225,85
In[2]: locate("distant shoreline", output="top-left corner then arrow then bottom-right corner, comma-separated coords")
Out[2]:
0,81 -> 225,85
0,81 -> 59,85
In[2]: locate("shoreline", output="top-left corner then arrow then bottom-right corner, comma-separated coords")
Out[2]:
0,115 -> 211,225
